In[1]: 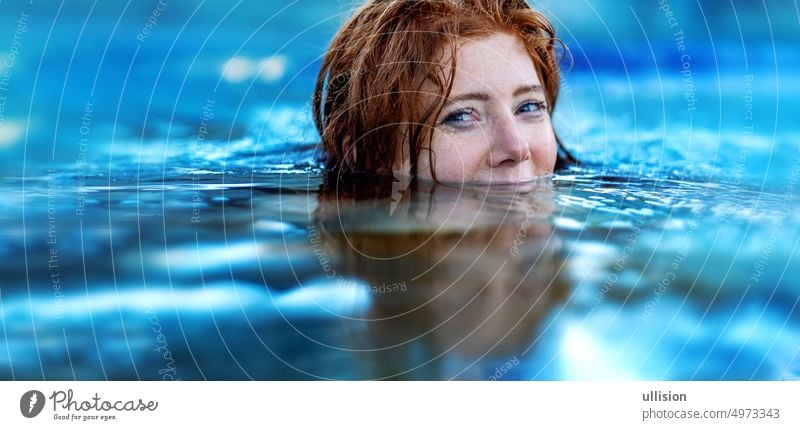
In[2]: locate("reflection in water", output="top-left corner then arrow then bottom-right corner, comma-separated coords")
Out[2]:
313,176 -> 568,379
0,171 -> 798,380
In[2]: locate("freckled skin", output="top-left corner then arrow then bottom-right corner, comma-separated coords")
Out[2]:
414,33 -> 557,183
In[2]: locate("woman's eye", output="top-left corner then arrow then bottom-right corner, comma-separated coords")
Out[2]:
442,108 -> 476,126
517,101 -> 547,115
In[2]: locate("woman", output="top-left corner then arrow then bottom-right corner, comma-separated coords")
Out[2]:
313,0 -> 577,184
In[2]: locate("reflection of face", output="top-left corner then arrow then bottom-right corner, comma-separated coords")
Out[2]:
416,32 -> 557,183
315,179 -> 563,364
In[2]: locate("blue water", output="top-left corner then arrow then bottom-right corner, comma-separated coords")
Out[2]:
1,0 -> 799,380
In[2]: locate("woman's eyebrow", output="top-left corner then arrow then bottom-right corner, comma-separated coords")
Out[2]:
443,84 -> 545,108
442,92 -> 490,108
513,84 -> 544,97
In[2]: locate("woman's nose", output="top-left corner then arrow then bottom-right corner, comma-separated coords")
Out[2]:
488,114 -> 531,168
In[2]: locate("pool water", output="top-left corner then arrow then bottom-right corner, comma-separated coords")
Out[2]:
1,163 -> 798,380
1,0 -> 799,380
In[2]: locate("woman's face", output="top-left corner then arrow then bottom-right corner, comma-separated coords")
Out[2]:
413,32 -> 557,183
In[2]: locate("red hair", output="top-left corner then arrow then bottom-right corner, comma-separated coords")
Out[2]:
313,0 -> 564,179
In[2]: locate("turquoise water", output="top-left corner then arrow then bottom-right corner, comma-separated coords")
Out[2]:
2,166 -> 798,380
1,0 -> 799,380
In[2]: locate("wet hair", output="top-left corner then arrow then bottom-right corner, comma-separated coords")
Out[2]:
313,0 -> 575,180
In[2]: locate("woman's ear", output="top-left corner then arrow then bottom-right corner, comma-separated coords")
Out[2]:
390,134 -> 413,215
391,130 -> 413,179
392,156 -> 411,181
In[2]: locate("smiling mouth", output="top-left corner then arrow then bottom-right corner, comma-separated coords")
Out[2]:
432,175 -> 554,193
470,169 -> 553,185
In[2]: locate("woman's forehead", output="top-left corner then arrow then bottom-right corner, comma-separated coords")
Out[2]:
425,33 -> 542,94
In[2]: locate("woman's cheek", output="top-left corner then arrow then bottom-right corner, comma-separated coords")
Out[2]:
432,135 -> 488,181
533,134 -> 557,174
521,121 -> 556,174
